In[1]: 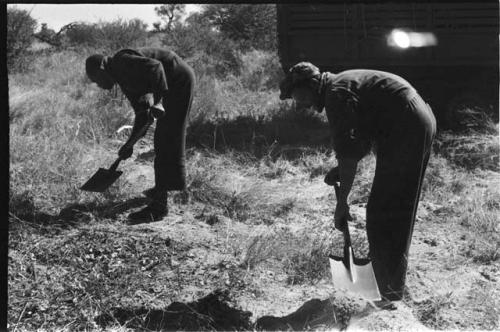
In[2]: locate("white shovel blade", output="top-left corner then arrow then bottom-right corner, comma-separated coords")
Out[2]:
351,261 -> 381,301
329,258 -> 381,301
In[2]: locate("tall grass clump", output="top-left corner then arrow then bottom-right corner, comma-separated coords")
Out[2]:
187,50 -> 285,151
240,228 -> 346,284
9,48 -> 134,216
456,186 -> 500,264
434,132 -> 499,172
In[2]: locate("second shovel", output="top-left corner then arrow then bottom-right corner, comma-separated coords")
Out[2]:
80,157 -> 123,192
328,182 -> 381,301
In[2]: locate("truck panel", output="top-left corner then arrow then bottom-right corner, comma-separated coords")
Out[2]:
277,3 -> 499,120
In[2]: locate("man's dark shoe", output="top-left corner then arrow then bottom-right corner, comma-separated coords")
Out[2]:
127,204 -> 167,225
375,300 -> 397,311
143,187 -> 157,199
370,297 -> 397,311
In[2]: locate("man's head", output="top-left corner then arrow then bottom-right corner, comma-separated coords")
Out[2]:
85,54 -> 115,90
279,62 -> 322,110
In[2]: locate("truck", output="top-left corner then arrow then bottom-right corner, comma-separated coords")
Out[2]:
276,2 -> 499,125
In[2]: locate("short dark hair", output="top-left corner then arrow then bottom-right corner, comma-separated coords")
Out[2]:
85,54 -> 105,77
279,62 -> 321,100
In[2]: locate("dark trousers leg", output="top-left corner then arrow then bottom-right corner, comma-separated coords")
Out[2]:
367,96 -> 436,301
154,66 -> 195,191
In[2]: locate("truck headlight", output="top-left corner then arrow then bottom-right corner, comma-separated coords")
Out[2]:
388,29 -> 437,49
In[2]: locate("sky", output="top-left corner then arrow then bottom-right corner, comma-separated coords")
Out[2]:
8,4 -> 203,31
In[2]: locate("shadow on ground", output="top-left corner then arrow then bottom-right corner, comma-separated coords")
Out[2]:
255,298 -> 344,331
95,290 -> 253,331
95,290 -> 349,331
9,192 -> 148,228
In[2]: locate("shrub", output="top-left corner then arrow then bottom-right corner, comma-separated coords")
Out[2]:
239,50 -> 283,91
64,19 -> 148,51
201,4 -> 277,52
163,21 -> 242,78
7,7 -> 38,73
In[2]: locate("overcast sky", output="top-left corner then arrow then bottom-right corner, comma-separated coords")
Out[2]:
8,4 -> 203,31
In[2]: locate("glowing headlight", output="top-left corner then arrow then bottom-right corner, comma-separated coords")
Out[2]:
391,30 -> 410,48
387,29 -> 438,49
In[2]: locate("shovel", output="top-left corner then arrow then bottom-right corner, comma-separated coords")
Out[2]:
329,182 -> 381,301
80,157 -> 124,192
80,117 -> 153,192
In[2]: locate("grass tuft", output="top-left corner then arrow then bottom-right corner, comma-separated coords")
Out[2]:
413,292 -> 454,329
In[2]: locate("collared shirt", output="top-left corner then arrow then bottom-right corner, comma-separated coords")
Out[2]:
319,69 -> 418,160
105,48 -> 183,114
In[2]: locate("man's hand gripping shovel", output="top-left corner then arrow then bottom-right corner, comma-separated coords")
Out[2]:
80,113 -> 155,192
328,180 -> 381,301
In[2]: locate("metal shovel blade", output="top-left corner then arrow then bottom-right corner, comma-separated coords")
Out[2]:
329,250 -> 381,301
80,157 -> 123,192
80,168 -> 122,192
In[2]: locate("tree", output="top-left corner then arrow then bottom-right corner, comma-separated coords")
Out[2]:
154,4 -> 186,32
162,13 -> 242,77
35,23 -> 59,46
64,22 -> 97,46
7,7 -> 37,71
201,4 -> 277,52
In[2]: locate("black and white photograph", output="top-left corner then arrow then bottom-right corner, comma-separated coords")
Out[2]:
6,2 -> 499,331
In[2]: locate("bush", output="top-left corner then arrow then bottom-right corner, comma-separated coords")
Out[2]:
239,50 -> 283,91
64,19 -> 148,51
9,47 -> 134,210
201,4 -> 277,52
163,20 -> 242,78
7,7 -> 37,72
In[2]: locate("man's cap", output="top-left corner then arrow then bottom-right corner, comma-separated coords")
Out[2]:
279,62 -> 321,100
85,54 -> 105,77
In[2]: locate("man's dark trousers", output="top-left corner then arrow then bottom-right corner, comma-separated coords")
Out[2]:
154,58 -> 195,191
366,94 -> 436,301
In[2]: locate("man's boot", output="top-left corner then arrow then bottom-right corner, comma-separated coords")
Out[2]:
128,189 -> 168,225
142,187 -> 157,199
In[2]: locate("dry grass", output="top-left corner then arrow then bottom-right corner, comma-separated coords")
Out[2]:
434,132 -> 499,172
8,223 -> 183,330
240,228 -> 343,284
413,292 -> 454,329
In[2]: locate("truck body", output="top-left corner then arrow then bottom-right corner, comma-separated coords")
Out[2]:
277,2 -> 498,121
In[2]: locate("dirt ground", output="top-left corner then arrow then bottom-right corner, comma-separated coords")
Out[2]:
95,149 -> 499,331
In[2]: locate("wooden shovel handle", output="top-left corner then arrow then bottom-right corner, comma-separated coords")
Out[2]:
116,117 -> 154,169
109,157 -> 123,171
332,181 -> 353,252
127,116 -> 154,147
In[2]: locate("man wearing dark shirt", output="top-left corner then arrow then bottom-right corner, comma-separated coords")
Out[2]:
280,62 -> 436,306
85,48 -> 195,224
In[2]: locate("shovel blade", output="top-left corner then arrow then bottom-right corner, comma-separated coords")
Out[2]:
80,168 -> 123,192
329,256 -> 381,301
